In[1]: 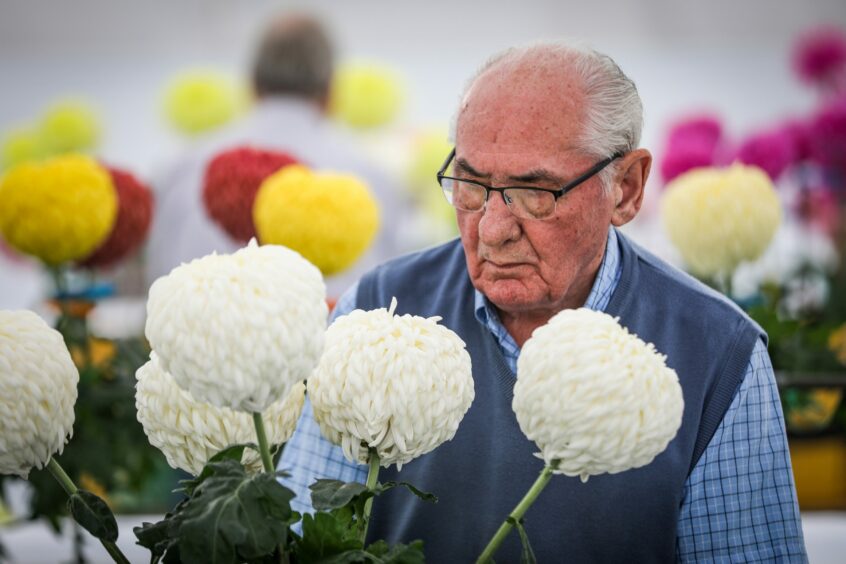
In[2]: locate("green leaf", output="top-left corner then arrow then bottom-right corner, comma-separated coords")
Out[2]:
375,482 -> 437,503
506,516 -> 536,564
295,511 -> 362,562
177,443 -> 254,496
67,490 -> 118,543
366,540 -> 426,563
171,460 -> 296,564
310,480 -> 369,511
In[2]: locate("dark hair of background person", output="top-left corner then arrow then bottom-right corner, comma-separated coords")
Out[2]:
250,14 -> 335,102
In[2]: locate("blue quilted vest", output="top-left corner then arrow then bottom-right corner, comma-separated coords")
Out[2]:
357,231 -> 763,563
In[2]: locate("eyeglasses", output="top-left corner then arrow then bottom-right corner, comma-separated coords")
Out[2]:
436,148 -> 623,220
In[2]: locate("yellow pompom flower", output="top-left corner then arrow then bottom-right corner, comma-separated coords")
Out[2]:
330,63 -> 403,129
0,155 -> 117,264
830,324 -> 846,366
407,129 -> 458,228
37,100 -> 100,155
661,163 -> 782,279
162,70 -> 245,136
253,165 -> 380,276
1,126 -> 45,169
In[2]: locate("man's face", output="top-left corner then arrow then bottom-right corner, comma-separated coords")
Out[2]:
454,65 -> 618,318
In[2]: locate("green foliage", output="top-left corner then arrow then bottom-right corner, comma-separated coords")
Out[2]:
67,490 -> 119,543
286,479 -> 431,563
133,459 -> 298,564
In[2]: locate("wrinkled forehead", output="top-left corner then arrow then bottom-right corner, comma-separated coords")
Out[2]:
456,61 -> 587,156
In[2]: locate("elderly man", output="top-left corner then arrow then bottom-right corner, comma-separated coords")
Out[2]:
280,42 -> 807,562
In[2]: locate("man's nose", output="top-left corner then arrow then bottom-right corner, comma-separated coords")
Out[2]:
478,190 -> 520,245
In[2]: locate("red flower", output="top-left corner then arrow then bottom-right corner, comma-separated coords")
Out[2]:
203,147 -> 299,242
80,166 -> 154,269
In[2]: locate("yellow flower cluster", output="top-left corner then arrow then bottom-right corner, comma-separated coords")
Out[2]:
661,164 -> 782,278
330,63 -> 403,129
407,129 -> 458,230
1,100 -> 100,170
0,155 -> 117,264
829,324 -> 846,366
162,71 -> 245,136
1,127 -> 43,169
38,101 -> 100,155
253,165 -> 380,276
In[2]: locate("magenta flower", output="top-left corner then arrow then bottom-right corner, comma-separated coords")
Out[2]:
732,129 -> 798,181
792,26 -> 846,89
808,96 -> 846,172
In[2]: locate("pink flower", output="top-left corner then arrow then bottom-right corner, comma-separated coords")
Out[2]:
660,115 -> 724,183
792,27 -> 846,89
667,115 -> 723,147
732,129 -> 798,181
797,186 -> 841,236
808,96 -> 846,172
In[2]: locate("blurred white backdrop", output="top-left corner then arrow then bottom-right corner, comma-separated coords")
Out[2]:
1,0 -> 844,177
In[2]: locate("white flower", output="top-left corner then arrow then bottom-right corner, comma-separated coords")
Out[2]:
662,164 -> 782,278
513,308 -> 684,482
145,239 -> 327,413
135,352 -> 305,475
0,310 -> 78,478
308,298 -> 474,468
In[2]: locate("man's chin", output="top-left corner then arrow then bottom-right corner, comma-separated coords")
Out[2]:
477,280 -> 541,312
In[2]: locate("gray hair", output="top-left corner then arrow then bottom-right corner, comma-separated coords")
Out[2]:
251,14 -> 334,100
450,41 -> 643,190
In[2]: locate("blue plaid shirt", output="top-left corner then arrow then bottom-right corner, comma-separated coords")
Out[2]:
279,228 -> 807,562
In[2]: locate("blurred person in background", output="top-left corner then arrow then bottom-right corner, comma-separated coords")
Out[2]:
145,13 -> 407,298
280,41 -> 808,562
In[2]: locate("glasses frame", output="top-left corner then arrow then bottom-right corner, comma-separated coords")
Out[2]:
436,148 -> 624,218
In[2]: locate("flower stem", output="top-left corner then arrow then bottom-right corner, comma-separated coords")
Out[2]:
47,457 -> 77,495
253,412 -> 275,473
476,464 -> 555,564
46,458 -> 131,564
360,448 -> 380,544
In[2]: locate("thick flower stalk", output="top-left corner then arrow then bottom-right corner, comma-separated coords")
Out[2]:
145,239 -> 326,413
135,352 -> 305,475
514,308 -> 684,481
308,298 -> 474,468
662,163 -> 782,280
253,164 -> 380,276
80,165 -> 155,268
329,63 -> 404,129
0,310 -> 78,478
0,155 -> 117,264
203,146 -> 299,242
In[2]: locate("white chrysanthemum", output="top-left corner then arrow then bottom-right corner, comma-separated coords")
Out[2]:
0,310 -> 78,478
145,239 -> 327,413
135,352 -> 305,475
662,163 -> 782,278
309,298 -> 474,468
514,308 -> 684,482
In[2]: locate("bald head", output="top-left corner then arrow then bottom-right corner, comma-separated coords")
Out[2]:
454,42 -> 643,183
251,14 -> 334,101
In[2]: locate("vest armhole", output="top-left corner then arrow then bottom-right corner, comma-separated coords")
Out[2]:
687,320 -> 761,474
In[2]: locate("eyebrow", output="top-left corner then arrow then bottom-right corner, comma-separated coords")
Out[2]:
455,157 -> 564,185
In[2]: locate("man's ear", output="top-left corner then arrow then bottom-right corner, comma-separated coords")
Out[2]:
611,148 -> 651,227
